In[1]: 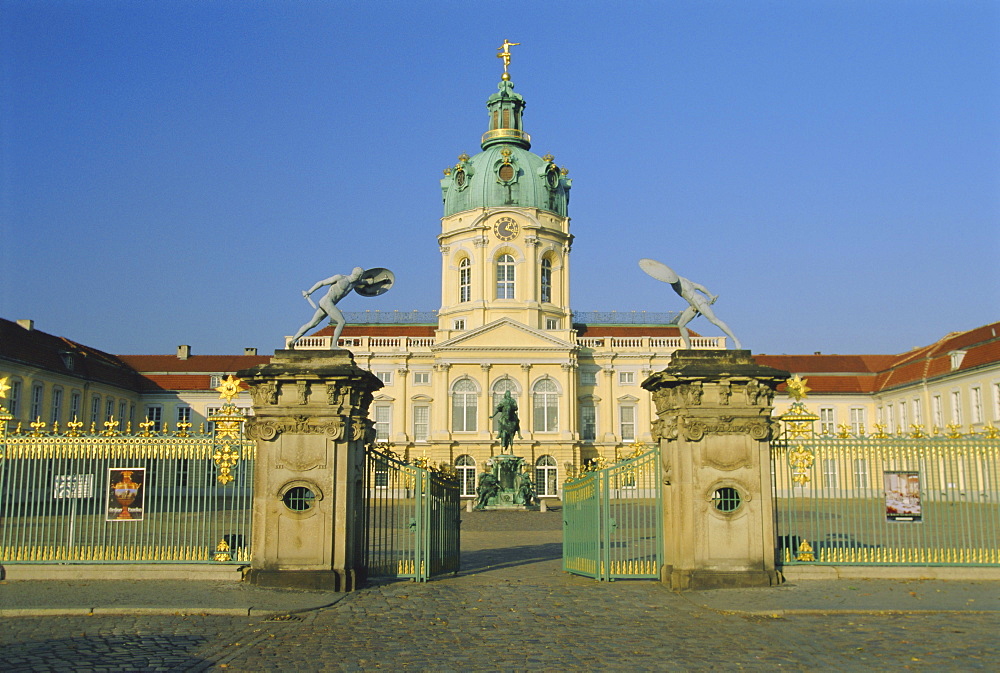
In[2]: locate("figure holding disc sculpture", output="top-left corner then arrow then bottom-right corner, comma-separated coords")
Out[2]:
292,267 -> 395,347
490,390 -> 522,454
639,258 -> 742,350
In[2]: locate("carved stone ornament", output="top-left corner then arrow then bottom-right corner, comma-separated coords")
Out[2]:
655,414 -> 776,443
249,381 -> 279,406
296,381 -> 311,405
245,415 -> 347,441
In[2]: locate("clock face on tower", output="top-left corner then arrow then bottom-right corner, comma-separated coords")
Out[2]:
493,216 -> 519,242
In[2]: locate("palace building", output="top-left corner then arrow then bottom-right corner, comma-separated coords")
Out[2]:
3,56 -> 998,501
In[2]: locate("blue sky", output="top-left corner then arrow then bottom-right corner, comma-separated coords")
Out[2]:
2,1 -> 998,356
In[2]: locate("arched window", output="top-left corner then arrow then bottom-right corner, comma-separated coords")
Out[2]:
451,378 -> 478,432
459,258 -> 471,303
491,378 -> 520,433
533,378 -> 558,432
535,455 -> 558,497
455,455 -> 477,497
540,258 -> 552,303
496,254 -> 515,299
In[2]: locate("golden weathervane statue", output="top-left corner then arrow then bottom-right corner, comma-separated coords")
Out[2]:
496,39 -> 520,80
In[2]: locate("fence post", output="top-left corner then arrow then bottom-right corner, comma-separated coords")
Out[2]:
642,350 -> 788,590
238,348 -> 381,591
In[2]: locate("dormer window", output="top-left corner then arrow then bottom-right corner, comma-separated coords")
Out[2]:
59,351 -> 75,371
949,350 -> 967,371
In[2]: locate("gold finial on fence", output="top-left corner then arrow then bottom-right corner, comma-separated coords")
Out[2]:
983,424 -> 1000,439
785,375 -> 811,400
872,423 -> 889,439
909,424 -> 928,439
29,418 -> 47,436
946,423 -> 963,439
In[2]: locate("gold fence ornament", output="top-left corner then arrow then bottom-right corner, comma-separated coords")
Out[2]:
214,539 -> 232,562
788,444 -> 815,486
795,539 -> 816,562
946,424 -> 964,439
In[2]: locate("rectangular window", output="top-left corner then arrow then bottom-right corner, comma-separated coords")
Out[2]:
206,406 -> 220,432
951,390 -> 963,425
90,394 -> 101,427
177,406 -> 192,424
898,401 -> 907,433
413,405 -> 429,442
885,405 -> 894,433
105,398 -> 115,424
912,398 -> 922,426
932,395 -> 943,428
413,371 -> 430,385
9,380 -> 21,417
209,375 -> 223,389
971,387 -> 983,424
619,405 -> 635,441
375,371 -> 393,386
853,459 -> 869,489
580,404 -> 596,441
118,401 -> 128,429
145,405 -> 163,431
580,370 -> 597,386
70,391 -> 81,423
453,319 -> 466,331
375,404 -> 391,441
50,388 -> 63,425
618,371 -> 635,385
819,407 -> 835,434
849,407 -> 866,435
31,384 -> 44,421
822,458 -> 839,489
994,382 -> 1000,421
545,318 -> 559,330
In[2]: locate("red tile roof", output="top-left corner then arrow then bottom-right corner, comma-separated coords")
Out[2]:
756,322 -> 1000,394
0,318 -> 144,391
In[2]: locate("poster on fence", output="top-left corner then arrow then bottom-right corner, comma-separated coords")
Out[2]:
884,471 -> 921,522
106,467 -> 145,521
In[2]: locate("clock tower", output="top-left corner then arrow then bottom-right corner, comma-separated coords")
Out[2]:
437,54 -> 573,340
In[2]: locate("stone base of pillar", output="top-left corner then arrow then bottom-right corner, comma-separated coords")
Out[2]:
245,568 -> 362,592
663,566 -> 781,591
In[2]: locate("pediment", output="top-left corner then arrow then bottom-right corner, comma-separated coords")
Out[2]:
435,318 -> 574,352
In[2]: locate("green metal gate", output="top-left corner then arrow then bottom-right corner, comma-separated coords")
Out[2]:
563,446 -> 662,580
363,446 -> 460,582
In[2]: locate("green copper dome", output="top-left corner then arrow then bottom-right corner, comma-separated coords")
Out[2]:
441,78 -> 571,218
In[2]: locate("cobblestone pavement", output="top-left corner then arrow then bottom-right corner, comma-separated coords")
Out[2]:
2,511 -> 998,671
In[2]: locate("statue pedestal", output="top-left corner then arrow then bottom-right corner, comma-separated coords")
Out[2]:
237,349 -> 381,591
643,350 -> 789,590
476,454 -> 537,510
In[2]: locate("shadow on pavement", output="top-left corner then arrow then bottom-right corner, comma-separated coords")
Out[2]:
0,634 -> 211,672
457,542 -> 563,575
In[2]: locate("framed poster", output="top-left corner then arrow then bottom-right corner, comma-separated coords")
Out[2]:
107,467 -> 145,521
884,471 -> 921,522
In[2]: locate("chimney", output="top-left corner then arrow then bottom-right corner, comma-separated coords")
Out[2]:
16,319 -> 34,331
244,347 -> 258,356
177,345 -> 191,360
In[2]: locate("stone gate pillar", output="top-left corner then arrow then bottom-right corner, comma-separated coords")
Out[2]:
642,350 -> 788,590
237,349 -> 381,591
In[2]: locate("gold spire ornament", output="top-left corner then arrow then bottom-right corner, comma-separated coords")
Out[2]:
496,39 -> 520,80
215,375 -> 244,403
785,375 -> 811,401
